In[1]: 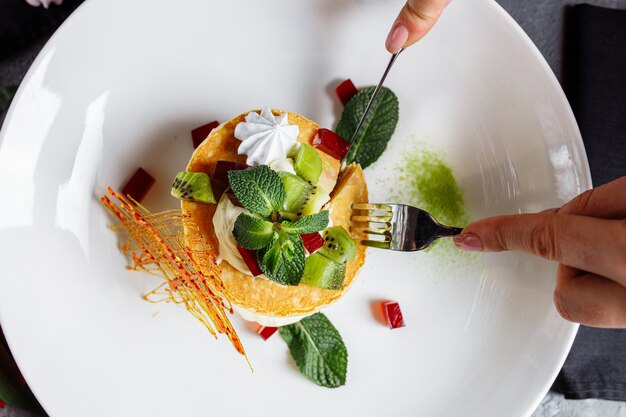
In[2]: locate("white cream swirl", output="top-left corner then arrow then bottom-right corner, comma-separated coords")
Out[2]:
234,108 -> 300,166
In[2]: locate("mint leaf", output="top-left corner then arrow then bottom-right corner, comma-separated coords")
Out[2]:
227,165 -> 286,217
258,232 -> 305,285
233,213 -> 276,249
279,313 -> 347,388
0,85 -> 17,113
281,211 -> 329,234
335,86 -> 399,168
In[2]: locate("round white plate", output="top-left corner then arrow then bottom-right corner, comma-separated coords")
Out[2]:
0,0 -> 591,416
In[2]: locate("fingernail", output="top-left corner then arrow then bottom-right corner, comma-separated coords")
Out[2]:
385,23 -> 409,53
453,233 -> 484,252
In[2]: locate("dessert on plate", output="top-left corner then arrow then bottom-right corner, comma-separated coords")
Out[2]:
176,108 -> 368,326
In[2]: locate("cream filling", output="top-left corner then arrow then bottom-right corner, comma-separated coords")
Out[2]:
213,194 -> 251,274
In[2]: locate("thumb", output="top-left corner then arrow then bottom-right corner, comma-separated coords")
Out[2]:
385,0 -> 450,53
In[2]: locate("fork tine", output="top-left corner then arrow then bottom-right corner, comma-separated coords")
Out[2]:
351,203 -> 392,212
351,214 -> 393,223
361,239 -> 391,249
350,226 -> 391,236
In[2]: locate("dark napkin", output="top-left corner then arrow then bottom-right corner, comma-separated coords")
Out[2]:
0,0 -> 83,61
552,4 -> 626,401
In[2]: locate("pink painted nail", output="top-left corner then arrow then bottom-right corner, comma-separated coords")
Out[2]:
453,233 -> 484,252
385,23 -> 409,53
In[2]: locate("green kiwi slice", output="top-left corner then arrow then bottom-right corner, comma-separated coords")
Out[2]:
294,144 -> 323,185
318,226 -> 357,264
301,252 -> 346,290
171,171 -> 216,204
279,172 -> 314,213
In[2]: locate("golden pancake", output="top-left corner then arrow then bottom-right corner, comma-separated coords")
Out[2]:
183,110 -> 367,317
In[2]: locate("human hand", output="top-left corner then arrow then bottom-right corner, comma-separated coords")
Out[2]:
453,176 -> 626,328
385,0 -> 450,53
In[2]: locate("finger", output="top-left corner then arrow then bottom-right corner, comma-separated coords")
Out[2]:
454,213 -> 626,286
557,176 -> 626,218
385,0 -> 449,53
554,264 -> 626,328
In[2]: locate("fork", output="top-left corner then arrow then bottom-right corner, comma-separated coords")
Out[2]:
350,203 -> 463,251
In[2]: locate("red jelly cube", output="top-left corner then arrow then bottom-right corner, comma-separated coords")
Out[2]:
226,190 -> 243,208
301,232 -> 325,254
213,160 -> 249,183
121,167 -> 155,203
382,301 -> 405,329
237,246 -> 263,276
257,326 -> 278,341
312,128 -> 350,160
191,120 -> 219,149
0,399 -> 5,409
335,79 -> 359,106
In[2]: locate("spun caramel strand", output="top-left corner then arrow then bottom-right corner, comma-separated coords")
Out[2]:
101,187 -> 247,360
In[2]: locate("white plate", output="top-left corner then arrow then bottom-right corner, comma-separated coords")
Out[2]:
0,0 -> 591,416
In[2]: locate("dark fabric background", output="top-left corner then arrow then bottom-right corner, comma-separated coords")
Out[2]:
551,4 -> 626,401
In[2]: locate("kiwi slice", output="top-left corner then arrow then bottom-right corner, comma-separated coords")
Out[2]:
301,252 -> 346,290
318,226 -> 357,264
300,188 -> 330,216
294,144 -> 323,185
171,171 -> 216,204
279,172 -> 314,213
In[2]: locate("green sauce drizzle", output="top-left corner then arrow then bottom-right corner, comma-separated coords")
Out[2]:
391,142 -> 471,253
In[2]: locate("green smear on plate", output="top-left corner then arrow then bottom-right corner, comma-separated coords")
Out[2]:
391,142 -> 471,254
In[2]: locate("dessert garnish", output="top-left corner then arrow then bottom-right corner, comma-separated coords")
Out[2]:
121,167 -> 155,204
382,301 -> 405,329
234,108 -> 300,166
335,79 -> 359,106
257,326 -> 278,341
279,313 -> 347,388
171,171 -> 215,204
228,165 -> 331,285
100,188 -> 247,360
312,128 -> 351,160
192,120 -> 219,149
335,86 -> 399,168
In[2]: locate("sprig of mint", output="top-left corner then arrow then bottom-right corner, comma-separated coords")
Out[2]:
335,86 -> 399,169
280,211 -> 329,235
229,165 -> 329,285
228,165 -> 285,217
233,214 -> 276,250
279,313 -> 348,388
0,85 -> 17,113
258,232 -> 305,285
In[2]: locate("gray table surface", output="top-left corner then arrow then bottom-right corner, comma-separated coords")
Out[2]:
1,1 -> 625,416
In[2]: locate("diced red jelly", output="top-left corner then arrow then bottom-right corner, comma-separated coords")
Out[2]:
312,128 -> 350,160
382,301 -> 405,329
121,167 -> 155,203
213,160 -> 249,183
335,79 -> 359,106
301,232 -> 325,254
226,190 -> 243,208
191,120 -> 219,149
257,325 -> 278,340
237,246 -> 263,276
0,399 -> 5,409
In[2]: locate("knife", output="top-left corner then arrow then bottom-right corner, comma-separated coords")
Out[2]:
341,48 -> 404,170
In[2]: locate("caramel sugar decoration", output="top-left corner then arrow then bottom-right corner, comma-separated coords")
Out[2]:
101,187 -> 247,360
